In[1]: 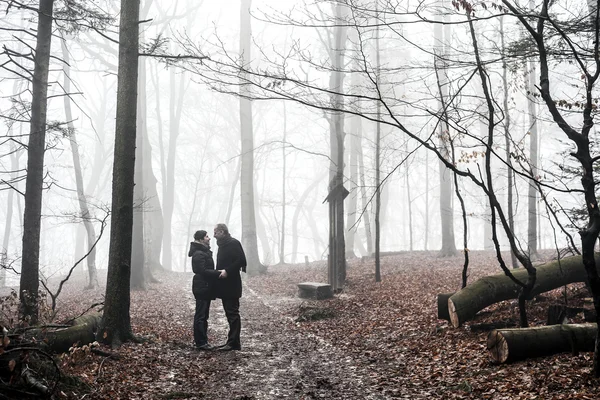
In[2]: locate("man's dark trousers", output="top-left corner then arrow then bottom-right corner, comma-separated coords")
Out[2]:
222,298 -> 241,348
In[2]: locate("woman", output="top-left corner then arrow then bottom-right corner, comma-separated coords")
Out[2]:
188,230 -> 221,350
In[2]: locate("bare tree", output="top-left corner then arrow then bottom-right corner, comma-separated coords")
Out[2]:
239,0 -> 265,275
19,0 -> 55,324
98,0 -> 140,346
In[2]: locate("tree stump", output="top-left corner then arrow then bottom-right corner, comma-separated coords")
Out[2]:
297,282 -> 333,300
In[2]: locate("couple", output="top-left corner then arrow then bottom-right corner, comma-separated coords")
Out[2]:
188,223 -> 247,351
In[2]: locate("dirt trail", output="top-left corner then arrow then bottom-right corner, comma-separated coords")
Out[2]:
183,281 -> 389,399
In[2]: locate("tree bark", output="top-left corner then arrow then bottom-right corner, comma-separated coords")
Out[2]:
448,256 -> 588,327
358,131 -> 373,255
27,314 -> 102,354
239,0 -> 264,275
526,41 -> 539,259
2,140 -> 18,287
98,0 -> 140,346
500,16 -> 518,269
131,56 -> 146,290
374,4 -> 382,282
434,0 -> 457,257
20,0 -> 55,324
437,292 -> 454,321
487,323 -> 596,364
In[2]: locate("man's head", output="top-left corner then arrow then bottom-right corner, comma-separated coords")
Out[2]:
194,230 -> 210,245
213,223 -> 229,240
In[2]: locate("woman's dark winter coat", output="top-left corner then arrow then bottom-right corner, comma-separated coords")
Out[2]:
188,242 -> 221,300
215,237 -> 247,299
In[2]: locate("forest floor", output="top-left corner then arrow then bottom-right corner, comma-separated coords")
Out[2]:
39,251 -> 600,398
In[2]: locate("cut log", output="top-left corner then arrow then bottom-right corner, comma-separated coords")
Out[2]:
297,282 -> 333,299
487,323 -> 597,363
437,292 -> 454,321
448,255 -> 588,327
25,313 -> 101,353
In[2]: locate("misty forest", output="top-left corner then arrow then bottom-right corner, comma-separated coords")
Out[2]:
3,0 -> 600,398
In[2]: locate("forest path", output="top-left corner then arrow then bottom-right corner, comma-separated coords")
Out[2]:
176,279 -> 389,399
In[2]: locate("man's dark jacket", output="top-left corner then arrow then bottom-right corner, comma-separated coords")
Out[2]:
188,242 -> 220,300
215,237 -> 247,299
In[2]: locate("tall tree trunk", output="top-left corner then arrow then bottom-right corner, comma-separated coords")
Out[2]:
500,16 -> 518,268
345,119 -> 359,259
1,141 -> 18,288
225,158 -> 241,225
358,136 -> 373,254
374,6 -> 382,282
405,166 -> 414,251
526,16 -> 539,259
434,0 -> 457,257
425,149 -> 429,251
239,0 -> 264,275
479,92 -> 494,252
142,124 -> 163,273
61,37 -> 99,289
279,100 -> 287,264
131,51 -> 147,290
327,1 -> 348,290
162,68 -> 187,271
20,0 -> 55,324
98,0 -> 140,346
345,31 -> 361,259
146,64 -> 165,273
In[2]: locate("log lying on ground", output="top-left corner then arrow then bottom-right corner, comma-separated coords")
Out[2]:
487,323 -> 597,363
25,313 -> 101,353
437,292 -> 454,321
448,255 -> 588,327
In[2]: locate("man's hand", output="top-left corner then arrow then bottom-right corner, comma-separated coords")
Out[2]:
219,270 -> 228,279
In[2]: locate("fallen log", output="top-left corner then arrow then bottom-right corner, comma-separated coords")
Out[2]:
448,255 -> 588,327
487,323 -> 597,363
437,292 -> 454,321
25,313 -> 101,353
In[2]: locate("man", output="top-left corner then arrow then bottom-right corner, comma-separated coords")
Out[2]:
188,230 -> 221,350
214,223 -> 247,351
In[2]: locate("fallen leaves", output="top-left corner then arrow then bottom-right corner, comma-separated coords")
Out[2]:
45,250 -> 600,399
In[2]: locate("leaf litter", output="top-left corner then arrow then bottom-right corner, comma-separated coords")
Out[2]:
51,250 -> 599,399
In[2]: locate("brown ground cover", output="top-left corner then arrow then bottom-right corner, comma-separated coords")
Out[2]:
34,251 -> 600,399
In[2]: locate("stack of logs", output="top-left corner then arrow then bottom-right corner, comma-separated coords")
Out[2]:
437,255 -> 599,364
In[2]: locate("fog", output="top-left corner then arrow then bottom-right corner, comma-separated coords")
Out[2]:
0,0 -> 587,286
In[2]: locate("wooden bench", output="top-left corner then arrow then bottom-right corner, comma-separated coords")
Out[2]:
297,282 -> 333,300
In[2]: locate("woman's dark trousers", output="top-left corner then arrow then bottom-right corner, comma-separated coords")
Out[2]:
194,299 -> 211,347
